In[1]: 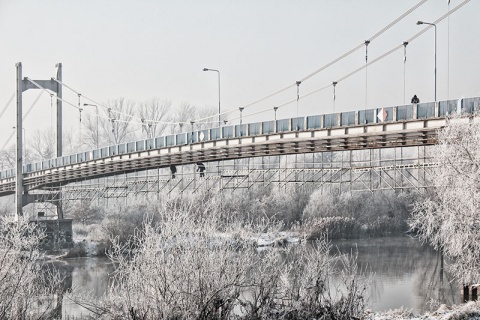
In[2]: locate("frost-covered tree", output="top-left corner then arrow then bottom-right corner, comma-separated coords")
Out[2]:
101,98 -> 137,145
137,98 -> 172,138
0,216 -> 62,319
69,200 -> 105,225
29,128 -> 55,161
195,106 -> 218,130
410,119 -> 480,284
170,101 -> 196,134
82,112 -> 101,149
0,145 -> 16,170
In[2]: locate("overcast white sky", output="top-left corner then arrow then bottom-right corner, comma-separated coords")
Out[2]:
1,0 -> 479,147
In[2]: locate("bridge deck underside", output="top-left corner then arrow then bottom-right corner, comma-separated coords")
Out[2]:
0,128 -> 437,197
35,147 -> 436,203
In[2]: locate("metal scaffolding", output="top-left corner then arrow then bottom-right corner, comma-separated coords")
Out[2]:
35,145 -> 435,205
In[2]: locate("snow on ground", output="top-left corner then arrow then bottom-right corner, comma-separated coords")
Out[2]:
254,231 -> 301,247
366,301 -> 480,319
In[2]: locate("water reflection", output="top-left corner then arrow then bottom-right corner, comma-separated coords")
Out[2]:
331,236 -> 459,313
57,236 -> 459,317
54,257 -> 114,318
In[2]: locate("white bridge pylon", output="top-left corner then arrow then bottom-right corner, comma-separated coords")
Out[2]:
15,62 -> 63,218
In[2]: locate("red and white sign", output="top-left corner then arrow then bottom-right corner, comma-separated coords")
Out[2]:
377,108 -> 387,122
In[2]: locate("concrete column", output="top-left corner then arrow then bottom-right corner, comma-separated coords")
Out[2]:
15,63 -> 24,218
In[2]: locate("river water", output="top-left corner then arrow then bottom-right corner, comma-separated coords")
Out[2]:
331,236 -> 459,313
58,236 -> 459,318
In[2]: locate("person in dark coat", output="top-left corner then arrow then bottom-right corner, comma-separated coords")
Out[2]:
411,95 -> 420,104
196,162 -> 205,177
170,164 -> 177,179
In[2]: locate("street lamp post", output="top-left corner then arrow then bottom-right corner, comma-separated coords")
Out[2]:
332,81 -> 338,113
83,103 -> 99,148
417,21 -> 437,102
203,68 -> 220,127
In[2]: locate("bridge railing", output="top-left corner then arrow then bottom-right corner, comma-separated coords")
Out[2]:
1,97 -> 479,180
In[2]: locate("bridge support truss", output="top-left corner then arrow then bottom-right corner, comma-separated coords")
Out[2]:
40,145 -> 435,206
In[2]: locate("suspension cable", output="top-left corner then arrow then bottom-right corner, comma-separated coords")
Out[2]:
0,92 -> 15,120
228,83 -> 332,123
27,78 -> 144,126
408,0 -> 469,43
1,91 -> 44,149
51,78 -> 134,120
51,78 -> 181,126
336,0 -> 470,86
369,0 -> 428,42
239,83 -> 297,110
56,79 -> 193,127
54,76 -> 236,126
50,0 -> 469,128
221,0 -> 428,121
237,0 -> 470,119
299,0 -> 428,83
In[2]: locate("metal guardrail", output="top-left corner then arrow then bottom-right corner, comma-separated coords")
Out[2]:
0,97 -> 478,180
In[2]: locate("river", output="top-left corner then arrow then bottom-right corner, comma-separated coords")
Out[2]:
58,235 -> 459,318
331,236 -> 458,313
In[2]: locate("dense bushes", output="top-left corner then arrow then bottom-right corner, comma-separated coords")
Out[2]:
219,186 -> 415,238
219,185 -> 314,227
302,216 -> 362,240
69,188 -> 417,246
62,187 -> 420,318
303,189 -> 418,238
69,201 -> 104,225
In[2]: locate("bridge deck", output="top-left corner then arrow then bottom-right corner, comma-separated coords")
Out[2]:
0,116 -> 456,196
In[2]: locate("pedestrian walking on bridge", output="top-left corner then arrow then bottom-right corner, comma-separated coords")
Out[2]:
411,94 -> 420,104
196,162 -> 205,178
170,164 -> 177,179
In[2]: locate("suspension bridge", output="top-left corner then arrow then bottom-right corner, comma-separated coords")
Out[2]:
1,69 -> 478,218
0,0 -> 477,219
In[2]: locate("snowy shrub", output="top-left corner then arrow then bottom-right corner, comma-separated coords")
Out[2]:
263,186 -> 313,227
100,200 -> 161,246
219,185 -> 272,224
72,223 -> 88,237
303,189 -> 415,237
73,222 -> 107,245
62,241 -> 88,258
0,216 -> 62,319
216,185 -> 313,228
68,197 -> 368,319
0,199 -> 13,217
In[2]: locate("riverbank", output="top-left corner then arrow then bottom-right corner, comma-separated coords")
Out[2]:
366,302 -> 480,319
